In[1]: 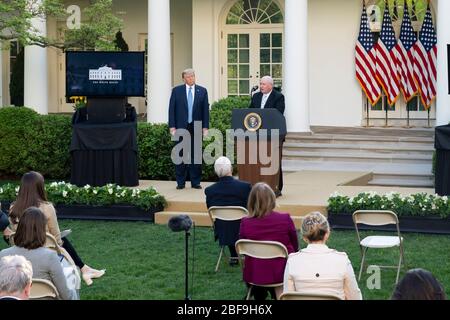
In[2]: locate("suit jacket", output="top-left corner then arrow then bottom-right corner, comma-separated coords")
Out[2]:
204,176 -> 252,209
283,244 -> 362,300
239,211 -> 298,285
168,84 -> 210,129
250,90 -> 285,115
205,176 -> 252,246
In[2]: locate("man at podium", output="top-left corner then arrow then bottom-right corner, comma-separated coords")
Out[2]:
249,76 -> 286,197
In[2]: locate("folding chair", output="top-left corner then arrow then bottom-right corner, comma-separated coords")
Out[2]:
352,210 -> 406,284
10,232 -> 81,288
279,291 -> 342,300
235,239 -> 288,300
208,206 -> 248,272
30,278 -> 60,300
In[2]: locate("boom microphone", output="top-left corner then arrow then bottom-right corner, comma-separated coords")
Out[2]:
168,215 -> 193,232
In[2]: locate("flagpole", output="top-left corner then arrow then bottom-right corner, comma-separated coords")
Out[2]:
427,107 -> 431,128
384,97 -> 389,127
404,102 -> 412,128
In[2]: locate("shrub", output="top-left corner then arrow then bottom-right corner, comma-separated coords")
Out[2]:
0,96 -> 251,182
137,123 -> 175,180
328,191 -> 450,219
0,107 -> 39,177
0,182 -> 166,211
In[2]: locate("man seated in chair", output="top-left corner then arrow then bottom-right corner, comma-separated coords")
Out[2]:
0,255 -> 33,300
205,157 -> 251,266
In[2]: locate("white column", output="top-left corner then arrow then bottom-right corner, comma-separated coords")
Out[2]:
436,0 -> 450,126
24,0 -> 48,114
147,0 -> 172,123
284,0 -> 309,133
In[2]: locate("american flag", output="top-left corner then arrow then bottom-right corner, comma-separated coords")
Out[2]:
413,5 -> 437,109
376,5 -> 400,106
355,3 -> 381,106
395,2 -> 418,102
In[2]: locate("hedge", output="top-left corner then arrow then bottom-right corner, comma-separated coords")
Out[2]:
0,96 -> 250,181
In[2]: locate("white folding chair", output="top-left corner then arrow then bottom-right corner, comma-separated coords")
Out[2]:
208,206 -> 248,272
352,210 -> 406,284
235,239 -> 288,300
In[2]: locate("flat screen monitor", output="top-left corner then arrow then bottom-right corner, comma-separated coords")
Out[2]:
66,51 -> 145,97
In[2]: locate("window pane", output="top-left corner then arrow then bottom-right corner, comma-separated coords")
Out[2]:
228,49 -> 238,63
272,64 -> 282,78
259,0 -> 272,12
239,49 -> 249,63
239,65 -> 250,78
239,34 -> 249,48
228,34 -> 238,48
228,65 -> 238,78
228,80 -> 238,94
371,99 -> 382,111
226,14 -> 240,24
266,2 -> 279,16
272,33 -> 282,47
407,96 -> 419,111
239,80 -> 249,94
272,49 -> 282,63
260,64 -> 270,76
260,33 -> 270,48
271,12 -> 283,23
260,49 -> 270,63
274,80 -> 282,90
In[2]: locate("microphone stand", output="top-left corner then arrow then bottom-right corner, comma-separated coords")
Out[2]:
185,230 -> 191,300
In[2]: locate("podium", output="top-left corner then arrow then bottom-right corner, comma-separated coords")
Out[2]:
232,108 -> 286,192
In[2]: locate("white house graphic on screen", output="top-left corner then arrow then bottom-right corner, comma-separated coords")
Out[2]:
89,65 -> 122,80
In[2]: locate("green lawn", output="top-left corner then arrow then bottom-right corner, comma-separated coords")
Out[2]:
1,220 -> 449,300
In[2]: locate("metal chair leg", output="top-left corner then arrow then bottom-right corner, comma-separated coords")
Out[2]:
215,247 -> 224,272
396,246 -> 404,284
246,286 -> 252,300
358,247 -> 368,281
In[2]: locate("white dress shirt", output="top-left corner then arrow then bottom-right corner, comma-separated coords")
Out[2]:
260,91 -> 272,109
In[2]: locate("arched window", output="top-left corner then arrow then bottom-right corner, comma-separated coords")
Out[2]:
226,0 -> 283,25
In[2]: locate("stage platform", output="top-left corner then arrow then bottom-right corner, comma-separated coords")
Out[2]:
137,171 -> 434,229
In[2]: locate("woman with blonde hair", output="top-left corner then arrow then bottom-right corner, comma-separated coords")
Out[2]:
283,211 -> 362,300
5,171 -> 105,286
239,183 -> 298,300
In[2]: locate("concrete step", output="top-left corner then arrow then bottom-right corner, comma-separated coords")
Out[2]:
155,211 -> 305,230
308,125 -> 435,137
282,160 -> 432,178
369,173 -> 434,188
283,150 -> 432,164
283,142 -> 434,155
367,178 -> 434,188
285,134 -> 434,146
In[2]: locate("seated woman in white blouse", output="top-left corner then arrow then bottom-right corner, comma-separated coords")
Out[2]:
283,212 -> 362,300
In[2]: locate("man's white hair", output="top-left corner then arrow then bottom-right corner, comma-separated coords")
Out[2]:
214,156 -> 232,178
0,255 -> 33,296
260,75 -> 274,86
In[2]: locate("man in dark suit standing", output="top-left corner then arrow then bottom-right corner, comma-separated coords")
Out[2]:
169,69 -> 209,190
205,157 -> 252,265
249,76 -> 285,197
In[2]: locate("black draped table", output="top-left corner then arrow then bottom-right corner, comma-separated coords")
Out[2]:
435,125 -> 450,196
70,121 -> 139,187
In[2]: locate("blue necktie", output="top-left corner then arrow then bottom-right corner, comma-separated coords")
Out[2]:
188,87 -> 193,123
